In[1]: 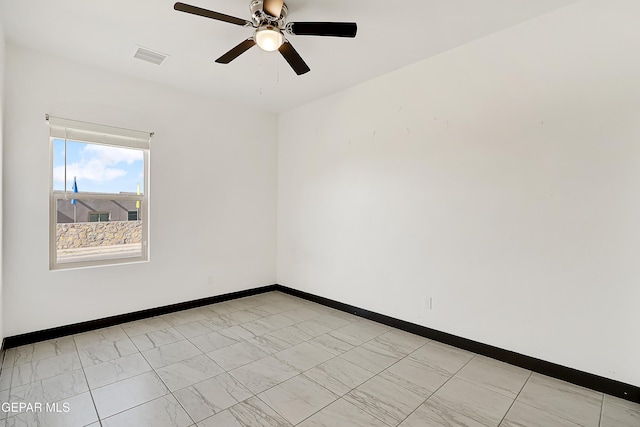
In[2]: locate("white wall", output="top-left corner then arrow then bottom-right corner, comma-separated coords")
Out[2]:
0,18 -> 5,342
277,0 -> 640,387
3,45 -> 277,337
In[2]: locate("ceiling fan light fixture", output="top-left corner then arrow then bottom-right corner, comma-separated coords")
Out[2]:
174,2 -> 357,75
255,25 -> 284,51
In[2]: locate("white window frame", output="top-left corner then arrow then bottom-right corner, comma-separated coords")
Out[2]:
48,115 -> 151,270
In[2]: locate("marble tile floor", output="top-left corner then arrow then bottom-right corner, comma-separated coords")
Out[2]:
0,291 -> 637,427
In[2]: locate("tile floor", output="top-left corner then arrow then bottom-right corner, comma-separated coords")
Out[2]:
0,291 -> 638,426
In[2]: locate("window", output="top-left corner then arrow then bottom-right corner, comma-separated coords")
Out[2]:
48,115 -> 151,269
89,212 -> 110,222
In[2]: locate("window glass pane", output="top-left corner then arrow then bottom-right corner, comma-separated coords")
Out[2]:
56,198 -> 143,264
128,211 -> 139,221
53,139 -> 144,194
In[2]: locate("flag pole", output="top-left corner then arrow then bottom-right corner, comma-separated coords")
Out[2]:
72,176 -> 78,223
136,182 -> 140,219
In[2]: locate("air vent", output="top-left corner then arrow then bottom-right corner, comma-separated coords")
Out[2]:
133,47 -> 168,65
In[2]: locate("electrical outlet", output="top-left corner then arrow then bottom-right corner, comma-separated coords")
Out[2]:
424,297 -> 433,310
207,275 -> 214,285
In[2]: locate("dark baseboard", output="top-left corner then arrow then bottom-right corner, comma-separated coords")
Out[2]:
1,283 -> 638,404
1,284 -> 278,350
274,285 -> 640,404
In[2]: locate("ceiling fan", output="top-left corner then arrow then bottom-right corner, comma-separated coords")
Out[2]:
174,0 -> 357,75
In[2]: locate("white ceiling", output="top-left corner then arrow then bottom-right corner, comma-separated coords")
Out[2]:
1,0 -> 579,113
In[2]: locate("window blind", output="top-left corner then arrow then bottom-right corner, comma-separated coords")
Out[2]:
47,115 -> 152,150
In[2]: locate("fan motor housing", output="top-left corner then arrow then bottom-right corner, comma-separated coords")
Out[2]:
250,0 -> 288,26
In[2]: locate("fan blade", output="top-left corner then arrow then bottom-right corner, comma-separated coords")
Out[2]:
263,0 -> 284,18
278,41 -> 310,75
215,39 -> 256,64
288,22 -> 357,38
174,2 -> 249,26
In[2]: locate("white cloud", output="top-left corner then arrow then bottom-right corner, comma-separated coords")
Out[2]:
53,144 -> 143,187
53,163 -> 127,184
83,144 -> 143,164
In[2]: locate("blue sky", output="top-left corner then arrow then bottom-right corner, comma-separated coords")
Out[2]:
53,139 -> 144,194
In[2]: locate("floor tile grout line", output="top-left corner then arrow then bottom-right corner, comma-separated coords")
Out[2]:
252,391 -> 305,426
392,349 -> 477,426
8,293 -> 621,427
89,347 -> 206,425
508,399 -> 587,427
253,298 -> 610,427
6,294 -> 296,342
179,297 -> 427,425
192,306 -> 380,422
292,351 -> 410,427
452,375 -> 521,401
10,342 -> 79,372
20,300 -> 339,388
287,397 -> 357,426
2,295 -> 307,422
153,302 -> 326,346
3,350 -> 15,398
74,336 -> 103,427
283,332 -> 465,427
96,392 -> 183,425
193,297 -> 391,422
604,396 -> 640,412
93,330 -> 274,424
88,367 -> 160,393
83,304 -> 310,385
10,352 -> 83,389
168,369 -> 257,423
598,392 -> 605,427
172,299 -> 322,421
1,349 -> 15,424
168,386 -> 198,427
496,370 -> 533,426
214,296 -> 576,426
